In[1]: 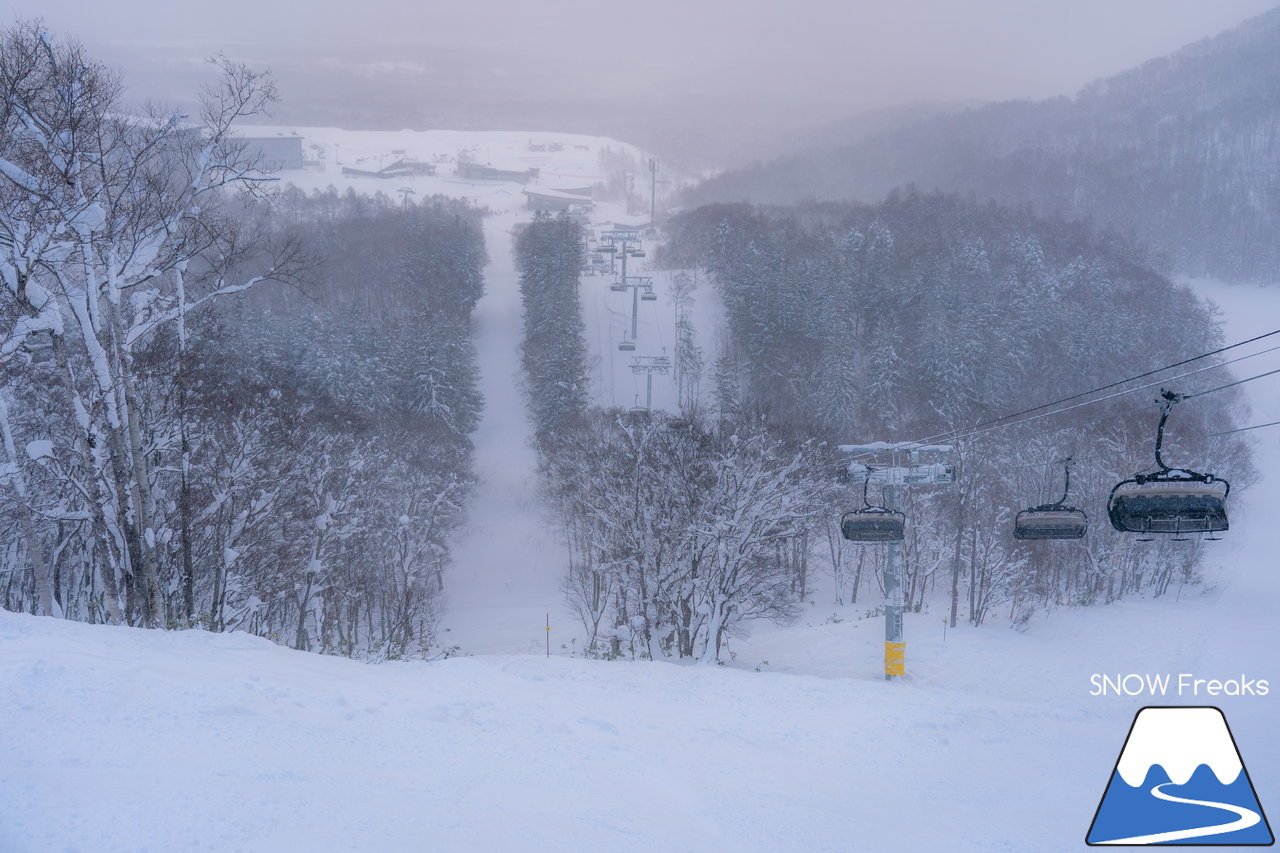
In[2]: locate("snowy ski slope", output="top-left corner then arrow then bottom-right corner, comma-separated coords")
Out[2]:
1,128 -> 1276,851
238,126 -> 705,653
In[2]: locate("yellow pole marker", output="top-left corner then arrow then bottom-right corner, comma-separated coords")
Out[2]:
885,641 -> 906,677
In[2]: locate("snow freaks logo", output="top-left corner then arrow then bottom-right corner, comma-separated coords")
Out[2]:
1086,707 -> 1274,846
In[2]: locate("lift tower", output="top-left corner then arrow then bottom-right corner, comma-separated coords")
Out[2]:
629,354 -> 671,410
599,228 -> 643,277
612,275 -> 655,346
837,442 -> 955,680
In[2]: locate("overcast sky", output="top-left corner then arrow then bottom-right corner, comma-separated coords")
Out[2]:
10,0 -> 1276,105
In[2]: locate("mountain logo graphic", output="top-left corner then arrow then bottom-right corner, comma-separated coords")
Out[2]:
1087,706 -> 1274,846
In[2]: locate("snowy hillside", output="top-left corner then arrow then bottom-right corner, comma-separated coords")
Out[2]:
239,126 -> 706,654
2,537 -> 1276,851
3,234 -> 1278,852
7,13 -> 1280,851
3,117 -> 1278,851
684,6 -> 1280,282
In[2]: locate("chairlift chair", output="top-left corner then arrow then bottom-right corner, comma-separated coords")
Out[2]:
629,249 -> 646,258
1014,457 -> 1087,540
618,339 -> 636,352
840,468 -> 906,542
640,290 -> 657,302
1015,506 -> 1087,540
1107,390 -> 1229,537
1109,475 -> 1228,535
840,508 -> 906,542
610,281 -> 626,292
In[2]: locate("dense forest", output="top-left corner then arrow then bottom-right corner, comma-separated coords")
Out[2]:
663,192 -> 1255,625
687,7 -> 1280,283
0,25 -> 485,657
194,189 -> 485,657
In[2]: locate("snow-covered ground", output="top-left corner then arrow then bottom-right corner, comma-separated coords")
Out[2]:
435,207 -> 573,655
1,129 -> 1276,851
235,125 -> 654,210
2,541 -> 1275,851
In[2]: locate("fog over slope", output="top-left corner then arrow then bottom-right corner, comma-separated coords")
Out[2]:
11,0 -> 1275,167
687,6 -> 1280,281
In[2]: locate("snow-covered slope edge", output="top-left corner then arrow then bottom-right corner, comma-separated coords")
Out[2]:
1,605 -> 1119,853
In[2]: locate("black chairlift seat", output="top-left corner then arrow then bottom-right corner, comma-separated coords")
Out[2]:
618,340 -> 636,352
610,282 -> 626,292
629,249 -> 646,257
1014,505 -> 1087,540
1107,390 -> 1230,537
840,508 -> 905,542
640,291 -> 657,301
1108,472 -> 1228,535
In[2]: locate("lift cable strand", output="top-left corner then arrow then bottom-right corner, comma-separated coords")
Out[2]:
899,344 -> 1280,450
845,329 -> 1280,458
1204,419 -> 1280,438
1183,366 -> 1280,401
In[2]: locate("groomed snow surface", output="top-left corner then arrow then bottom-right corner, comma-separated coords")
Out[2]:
1,131 -> 1277,851
2,585 -> 1276,852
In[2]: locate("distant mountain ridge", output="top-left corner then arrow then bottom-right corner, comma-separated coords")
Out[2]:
685,7 -> 1280,283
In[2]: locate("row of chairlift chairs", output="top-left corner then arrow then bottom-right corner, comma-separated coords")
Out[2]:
841,391 -> 1230,544
599,242 -> 657,352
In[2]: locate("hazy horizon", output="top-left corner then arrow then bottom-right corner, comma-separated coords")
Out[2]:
9,1 -> 1279,164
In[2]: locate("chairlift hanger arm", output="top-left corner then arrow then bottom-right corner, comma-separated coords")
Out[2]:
1058,456 -> 1072,506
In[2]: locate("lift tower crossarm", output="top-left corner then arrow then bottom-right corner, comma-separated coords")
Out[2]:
838,442 -> 954,454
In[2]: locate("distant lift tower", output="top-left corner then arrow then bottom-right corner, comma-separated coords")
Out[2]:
614,275 -> 654,348
629,354 -> 671,411
599,228 -> 644,277
837,442 -> 955,680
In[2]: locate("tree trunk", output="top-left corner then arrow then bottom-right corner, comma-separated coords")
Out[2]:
49,333 -> 123,623
852,548 -> 864,604
950,490 -> 965,629
113,317 -> 165,627
0,397 -> 57,617
967,527 -> 978,624
178,370 -> 195,624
